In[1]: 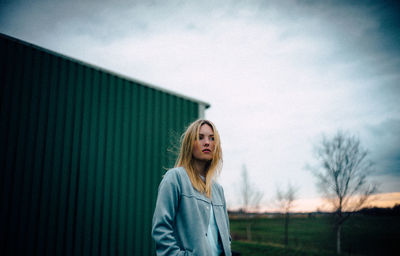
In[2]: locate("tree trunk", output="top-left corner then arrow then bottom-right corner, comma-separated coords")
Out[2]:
246,222 -> 252,241
245,213 -> 252,241
284,212 -> 289,247
336,224 -> 341,255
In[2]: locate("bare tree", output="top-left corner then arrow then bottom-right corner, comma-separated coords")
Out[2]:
276,183 -> 298,248
240,164 -> 263,241
308,131 -> 377,255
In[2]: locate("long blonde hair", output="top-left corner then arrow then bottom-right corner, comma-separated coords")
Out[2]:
175,119 -> 223,198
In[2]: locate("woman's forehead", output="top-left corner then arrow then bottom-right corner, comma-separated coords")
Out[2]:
199,124 -> 213,133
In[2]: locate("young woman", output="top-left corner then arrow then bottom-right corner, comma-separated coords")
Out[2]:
152,119 -> 231,256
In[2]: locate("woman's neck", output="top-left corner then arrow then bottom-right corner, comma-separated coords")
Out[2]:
192,159 -> 208,177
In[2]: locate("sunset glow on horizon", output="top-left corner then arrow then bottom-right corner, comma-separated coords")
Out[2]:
250,192 -> 400,213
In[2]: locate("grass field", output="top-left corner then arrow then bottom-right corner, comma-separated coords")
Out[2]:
231,240 -> 338,256
229,215 -> 400,256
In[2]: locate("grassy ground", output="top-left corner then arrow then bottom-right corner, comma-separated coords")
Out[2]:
231,240 -> 337,256
230,215 -> 400,256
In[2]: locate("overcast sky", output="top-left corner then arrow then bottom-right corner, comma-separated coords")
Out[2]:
1,0 -> 399,211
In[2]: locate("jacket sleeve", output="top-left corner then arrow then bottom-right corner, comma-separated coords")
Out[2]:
152,171 -> 190,256
222,186 -> 232,245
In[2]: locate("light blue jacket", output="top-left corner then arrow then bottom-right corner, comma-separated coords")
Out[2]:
152,167 -> 232,256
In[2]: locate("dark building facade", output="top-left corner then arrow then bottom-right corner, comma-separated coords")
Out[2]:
0,33 -> 209,256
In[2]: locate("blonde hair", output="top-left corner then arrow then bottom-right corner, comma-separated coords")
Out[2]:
175,119 -> 223,198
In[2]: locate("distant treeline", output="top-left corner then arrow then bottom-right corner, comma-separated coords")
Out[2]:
355,204 -> 400,216
229,204 -> 400,217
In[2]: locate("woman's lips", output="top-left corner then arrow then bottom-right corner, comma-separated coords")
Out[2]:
202,149 -> 211,153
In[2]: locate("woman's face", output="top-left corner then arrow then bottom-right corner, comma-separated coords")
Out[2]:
192,124 -> 215,162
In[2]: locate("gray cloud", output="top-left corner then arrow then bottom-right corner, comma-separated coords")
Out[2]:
2,0 -> 399,55
365,119 -> 400,176
0,0 -> 153,43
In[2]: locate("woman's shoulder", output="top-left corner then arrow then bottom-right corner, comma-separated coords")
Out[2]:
212,180 -> 224,193
161,167 -> 195,194
164,166 -> 186,178
162,167 -> 189,184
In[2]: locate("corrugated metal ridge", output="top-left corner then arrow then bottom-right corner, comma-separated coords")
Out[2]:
0,32 -> 210,109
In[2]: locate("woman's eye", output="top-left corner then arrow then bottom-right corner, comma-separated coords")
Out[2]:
210,137 -> 215,141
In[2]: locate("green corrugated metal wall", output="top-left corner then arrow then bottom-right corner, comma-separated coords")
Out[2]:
0,33 -> 207,256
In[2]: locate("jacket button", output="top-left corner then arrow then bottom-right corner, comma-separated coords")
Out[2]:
205,233 -> 207,236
